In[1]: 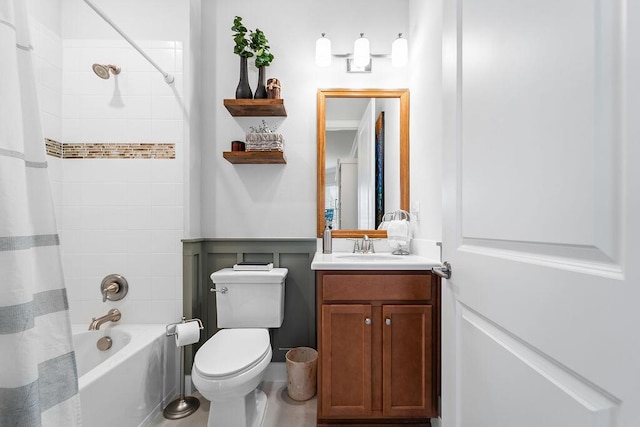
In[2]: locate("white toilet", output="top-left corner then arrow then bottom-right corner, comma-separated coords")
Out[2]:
191,267 -> 288,427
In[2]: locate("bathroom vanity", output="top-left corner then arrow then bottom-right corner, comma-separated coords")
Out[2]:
313,88 -> 440,424
312,253 -> 441,426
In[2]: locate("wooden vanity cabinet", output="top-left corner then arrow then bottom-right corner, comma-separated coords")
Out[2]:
317,270 -> 440,426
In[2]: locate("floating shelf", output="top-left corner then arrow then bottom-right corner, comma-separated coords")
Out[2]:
223,99 -> 287,117
223,151 -> 286,164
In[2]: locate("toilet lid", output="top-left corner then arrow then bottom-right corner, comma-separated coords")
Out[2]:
194,329 -> 270,378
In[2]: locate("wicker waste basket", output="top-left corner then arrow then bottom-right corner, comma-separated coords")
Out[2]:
285,347 -> 318,401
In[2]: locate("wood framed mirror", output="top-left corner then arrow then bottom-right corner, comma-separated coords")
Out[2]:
317,89 -> 409,238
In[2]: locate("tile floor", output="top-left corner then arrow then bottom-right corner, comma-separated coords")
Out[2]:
149,381 -> 317,427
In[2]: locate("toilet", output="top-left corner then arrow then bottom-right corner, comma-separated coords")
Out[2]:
191,267 -> 288,427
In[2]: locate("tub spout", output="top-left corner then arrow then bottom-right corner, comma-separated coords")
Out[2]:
88,308 -> 121,330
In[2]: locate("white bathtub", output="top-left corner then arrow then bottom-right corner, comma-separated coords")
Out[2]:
72,324 -> 178,427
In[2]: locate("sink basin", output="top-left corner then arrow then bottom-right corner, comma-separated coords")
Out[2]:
311,252 -> 440,271
335,253 -> 407,262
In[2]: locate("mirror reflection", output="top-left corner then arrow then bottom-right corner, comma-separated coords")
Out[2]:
324,97 -> 401,230
317,89 -> 409,238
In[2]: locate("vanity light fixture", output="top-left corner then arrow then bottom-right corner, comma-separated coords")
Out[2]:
314,32 -> 408,71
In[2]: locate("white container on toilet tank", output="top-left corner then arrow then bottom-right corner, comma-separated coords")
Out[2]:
211,268 -> 287,327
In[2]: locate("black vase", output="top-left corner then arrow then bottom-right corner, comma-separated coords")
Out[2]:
235,56 -> 253,99
254,66 -> 268,99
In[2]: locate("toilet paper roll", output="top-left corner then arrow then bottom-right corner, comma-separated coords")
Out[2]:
174,321 -> 200,347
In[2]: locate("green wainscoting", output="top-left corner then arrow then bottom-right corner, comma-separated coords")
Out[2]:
183,238 -> 317,365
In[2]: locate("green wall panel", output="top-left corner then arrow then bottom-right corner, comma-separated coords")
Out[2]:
183,239 -> 317,364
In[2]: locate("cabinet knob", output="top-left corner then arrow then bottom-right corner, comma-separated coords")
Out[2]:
385,318 -> 391,326
365,317 -> 371,325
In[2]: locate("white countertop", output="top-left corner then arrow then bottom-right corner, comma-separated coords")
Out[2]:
311,251 -> 441,271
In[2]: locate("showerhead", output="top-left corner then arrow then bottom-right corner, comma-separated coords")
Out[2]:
92,63 -> 121,79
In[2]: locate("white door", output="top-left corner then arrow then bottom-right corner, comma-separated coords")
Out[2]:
441,1 -> 640,426
337,158 -> 358,229
357,99 -> 375,229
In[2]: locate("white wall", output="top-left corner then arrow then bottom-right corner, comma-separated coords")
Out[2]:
59,0 -> 190,323
61,40 -> 184,143
27,0 -> 61,35
28,0 -> 192,324
26,0 -> 443,324
186,0 -> 202,238
59,39 -> 185,325
201,0 -> 410,237
61,0 -> 187,41
409,0 -> 443,254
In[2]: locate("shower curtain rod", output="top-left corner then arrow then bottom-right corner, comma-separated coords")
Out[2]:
82,0 -> 175,84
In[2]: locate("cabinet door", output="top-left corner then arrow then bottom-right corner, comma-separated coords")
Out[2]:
320,304 -> 372,417
382,304 -> 435,417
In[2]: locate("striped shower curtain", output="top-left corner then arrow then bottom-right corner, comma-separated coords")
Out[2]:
0,0 -> 81,425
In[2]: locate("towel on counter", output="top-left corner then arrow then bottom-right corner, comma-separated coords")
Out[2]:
387,219 -> 410,247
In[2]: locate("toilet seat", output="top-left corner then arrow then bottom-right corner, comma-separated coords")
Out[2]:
194,328 -> 270,379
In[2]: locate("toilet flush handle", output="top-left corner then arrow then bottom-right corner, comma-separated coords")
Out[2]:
210,286 -> 228,294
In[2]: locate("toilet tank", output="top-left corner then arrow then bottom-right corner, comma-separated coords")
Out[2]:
210,268 -> 288,328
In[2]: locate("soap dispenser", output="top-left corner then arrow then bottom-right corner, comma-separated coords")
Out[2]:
323,221 -> 332,254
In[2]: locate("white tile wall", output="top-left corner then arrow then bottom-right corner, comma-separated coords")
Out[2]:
35,36 -> 185,325
60,162 -> 183,324
62,39 -> 184,143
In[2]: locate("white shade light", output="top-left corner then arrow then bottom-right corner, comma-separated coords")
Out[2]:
315,33 -> 332,67
353,33 -> 370,67
391,33 -> 408,67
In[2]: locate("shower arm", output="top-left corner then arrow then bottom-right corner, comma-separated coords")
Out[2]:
82,0 -> 175,84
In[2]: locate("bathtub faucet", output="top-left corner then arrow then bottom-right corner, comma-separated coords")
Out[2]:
88,308 -> 121,331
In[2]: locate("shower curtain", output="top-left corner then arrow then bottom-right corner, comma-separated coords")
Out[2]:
0,0 -> 81,425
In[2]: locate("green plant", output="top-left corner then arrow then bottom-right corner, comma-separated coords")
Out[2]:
250,28 -> 274,67
231,16 -> 253,58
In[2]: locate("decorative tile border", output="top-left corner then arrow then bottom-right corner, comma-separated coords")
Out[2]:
45,139 -> 63,158
45,139 -> 175,159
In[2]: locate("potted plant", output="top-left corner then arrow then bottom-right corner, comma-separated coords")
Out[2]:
231,16 -> 253,99
249,28 -> 274,99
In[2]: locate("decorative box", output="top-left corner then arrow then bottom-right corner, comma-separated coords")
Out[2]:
245,133 -> 284,152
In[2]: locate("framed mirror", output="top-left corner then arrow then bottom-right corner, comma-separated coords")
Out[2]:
317,89 -> 409,238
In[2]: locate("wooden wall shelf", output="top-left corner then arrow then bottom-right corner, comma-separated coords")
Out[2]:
223,99 -> 287,117
223,151 -> 286,164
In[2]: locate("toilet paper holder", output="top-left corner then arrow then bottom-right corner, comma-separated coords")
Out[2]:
163,316 -> 204,420
165,317 -> 204,337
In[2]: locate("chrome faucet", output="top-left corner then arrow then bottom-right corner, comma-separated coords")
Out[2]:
88,308 -> 121,331
352,235 -> 376,254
